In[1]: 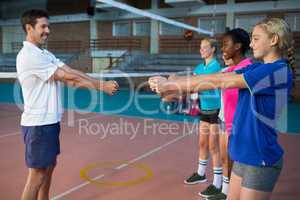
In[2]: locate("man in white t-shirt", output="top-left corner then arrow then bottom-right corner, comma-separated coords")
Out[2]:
17,9 -> 119,200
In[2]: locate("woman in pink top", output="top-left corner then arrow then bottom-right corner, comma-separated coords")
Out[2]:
215,28 -> 252,199
223,59 -> 252,134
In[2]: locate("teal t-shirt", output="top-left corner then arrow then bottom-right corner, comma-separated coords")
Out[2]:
193,58 -> 221,111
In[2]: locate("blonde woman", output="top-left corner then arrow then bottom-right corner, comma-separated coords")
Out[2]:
184,38 -> 223,198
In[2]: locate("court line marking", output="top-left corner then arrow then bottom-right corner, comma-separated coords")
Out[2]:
0,132 -> 20,139
79,161 -> 153,187
50,131 -> 193,200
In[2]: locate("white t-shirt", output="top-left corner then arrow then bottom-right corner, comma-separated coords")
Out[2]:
218,67 -> 229,122
16,41 -> 64,126
218,90 -> 224,122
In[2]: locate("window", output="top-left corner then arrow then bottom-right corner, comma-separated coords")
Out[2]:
113,21 -> 130,37
133,20 -> 150,36
285,13 -> 300,31
235,15 -> 266,32
160,19 -> 184,36
198,17 -> 226,34
2,25 -> 25,53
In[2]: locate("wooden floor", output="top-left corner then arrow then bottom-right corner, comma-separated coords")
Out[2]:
0,103 -> 299,200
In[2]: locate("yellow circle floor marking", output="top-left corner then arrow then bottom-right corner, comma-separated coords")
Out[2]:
80,161 -> 154,187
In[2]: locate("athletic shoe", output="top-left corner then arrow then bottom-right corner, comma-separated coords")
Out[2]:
206,192 -> 227,200
198,184 -> 222,198
184,172 -> 207,185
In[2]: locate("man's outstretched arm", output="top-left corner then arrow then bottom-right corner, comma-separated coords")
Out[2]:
51,65 -> 119,95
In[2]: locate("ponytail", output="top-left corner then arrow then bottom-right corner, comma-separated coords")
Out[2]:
287,45 -> 296,86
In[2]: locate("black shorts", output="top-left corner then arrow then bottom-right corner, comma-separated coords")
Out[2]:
200,109 -> 219,124
21,122 -> 61,168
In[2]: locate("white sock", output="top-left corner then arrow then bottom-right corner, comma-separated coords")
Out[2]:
197,159 -> 208,176
222,176 -> 230,195
213,167 -> 223,189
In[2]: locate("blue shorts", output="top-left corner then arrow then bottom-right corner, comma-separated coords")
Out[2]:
21,122 -> 61,168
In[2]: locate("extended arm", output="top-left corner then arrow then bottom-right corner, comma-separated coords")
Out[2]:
52,65 -> 118,95
149,72 -> 247,98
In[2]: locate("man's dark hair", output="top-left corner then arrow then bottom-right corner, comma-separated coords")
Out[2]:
21,9 -> 49,33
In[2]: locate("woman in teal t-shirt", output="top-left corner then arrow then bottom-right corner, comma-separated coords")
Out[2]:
184,38 -> 222,198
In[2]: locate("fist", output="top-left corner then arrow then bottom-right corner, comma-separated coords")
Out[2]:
103,80 -> 119,95
168,74 -> 177,81
148,76 -> 167,93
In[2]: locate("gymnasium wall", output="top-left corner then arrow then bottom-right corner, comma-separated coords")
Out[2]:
48,21 -> 90,48
97,22 -> 113,38
97,21 -> 150,52
159,16 -> 203,54
47,0 -> 89,15
48,21 -> 92,71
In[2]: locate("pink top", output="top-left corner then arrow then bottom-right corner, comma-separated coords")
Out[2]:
223,58 -> 252,135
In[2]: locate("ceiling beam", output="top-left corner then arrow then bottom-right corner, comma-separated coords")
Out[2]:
94,0 -> 300,21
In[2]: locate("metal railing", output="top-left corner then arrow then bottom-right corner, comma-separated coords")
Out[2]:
89,38 -> 142,51
11,41 -> 86,53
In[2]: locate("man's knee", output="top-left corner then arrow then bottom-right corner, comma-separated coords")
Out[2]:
28,168 -> 48,186
42,166 -> 55,183
46,165 -> 55,175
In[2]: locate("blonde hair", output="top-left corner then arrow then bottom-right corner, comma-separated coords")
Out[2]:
201,37 -> 218,54
255,18 -> 296,84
